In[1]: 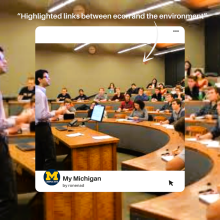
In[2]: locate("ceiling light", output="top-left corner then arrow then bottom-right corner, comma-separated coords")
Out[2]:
124,1 -> 174,18
154,47 -> 185,56
74,43 -> 90,51
48,0 -> 76,13
118,44 -> 148,54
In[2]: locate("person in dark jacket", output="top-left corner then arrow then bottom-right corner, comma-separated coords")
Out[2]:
126,83 -> 139,95
72,89 -> 88,101
151,87 -> 162,102
156,93 -> 174,112
185,76 -> 200,101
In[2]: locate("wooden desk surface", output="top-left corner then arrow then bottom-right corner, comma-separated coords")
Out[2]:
52,126 -> 119,149
8,101 -> 31,105
185,118 -> 216,125
130,141 -> 220,220
7,132 -> 35,138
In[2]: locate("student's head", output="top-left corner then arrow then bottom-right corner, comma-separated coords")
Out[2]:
185,61 -> 191,71
116,87 -> 120,94
99,88 -> 105,94
159,83 -> 165,89
155,87 -> 160,94
172,99 -> 181,111
109,83 -> 115,89
90,101 -> 98,109
35,69 -> 50,87
131,83 -> 136,89
194,69 -> 205,79
174,117 -> 185,139
64,98 -> 72,110
207,87 -> 219,102
166,93 -> 174,102
0,47 -> 7,75
61,88 -> 67,95
187,76 -> 197,88
138,87 -> 144,95
27,77 -> 35,91
125,93 -> 131,102
152,78 -> 157,84
134,100 -> 145,110
79,89 -> 84,95
175,86 -> 182,94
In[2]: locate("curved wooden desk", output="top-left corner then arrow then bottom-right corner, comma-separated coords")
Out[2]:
185,118 -> 216,130
130,141 -> 220,220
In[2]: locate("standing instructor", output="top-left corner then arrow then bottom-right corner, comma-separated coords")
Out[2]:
35,69 -> 65,170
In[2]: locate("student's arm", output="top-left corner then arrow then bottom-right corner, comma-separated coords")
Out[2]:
167,113 -> 174,124
206,199 -> 220,220
127,110 -> 134,120
17,88 -> 24,101
166,149 -> 185,171
196,132 -> 213,140
143,94 -> 149,101
142,109 -> 148,121
67,93 -> 71,99
56,94 -> 61,102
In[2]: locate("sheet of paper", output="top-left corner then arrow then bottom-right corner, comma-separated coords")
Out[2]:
186,138 -> 197,142
185,117 -> 191,120
195,116 -> 205,119
92,136 -> 113,140
199,140 -> 213,145
199,194 -> 220,204
66,133 -> 84,137
206,141 -> 220,148
161,155 -> 174,162
154,123 -> 161,125
116,119 -> 129,122
162,124 -> 174,129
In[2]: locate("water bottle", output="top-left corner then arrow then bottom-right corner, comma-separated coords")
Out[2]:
149,95 -> 151,102
199,91 -> 203,101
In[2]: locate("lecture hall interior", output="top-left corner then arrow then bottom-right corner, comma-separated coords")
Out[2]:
1,0 -> 220,219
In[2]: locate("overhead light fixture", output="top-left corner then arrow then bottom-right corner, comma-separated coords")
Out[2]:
74,43 -> 90,51
118,44 -> 148,54
186,8 -> 220,21
154,47 -> 185,56
48,0 -> 77,13
124,1 -> 174,18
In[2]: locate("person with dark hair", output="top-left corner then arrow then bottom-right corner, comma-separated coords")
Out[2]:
134,87 -> 149,102
185,60 -> 192,77
127,100 -> 148,121
173,86 -> 185,101
117,93 -> 133,112
18,77 -> 35,101
146,78 -> 157,89
161,99 -> 185,124
158,83 -> 167,96
190,87 -> 219,120
196,99 -> 220,140
151,87 -> 162,102
72,89 -> 88,101
156,93 -> 174,112
35,69 -> 66,170
0,46 -> 30,220
194,69 -> 208,90
185,76 -> 200,101
126,83 -> 139,95
108,83 -> 116,93
111,88 -> 125,102
57,87 -> 71,102
166,117 -> 185,171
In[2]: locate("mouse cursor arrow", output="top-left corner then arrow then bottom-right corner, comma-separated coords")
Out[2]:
169,180 -> 173,186
143,21 -> 158,63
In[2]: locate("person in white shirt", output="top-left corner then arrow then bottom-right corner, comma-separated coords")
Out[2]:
35,69 -> 66,170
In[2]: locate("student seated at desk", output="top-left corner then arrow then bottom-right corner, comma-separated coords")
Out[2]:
151,87 -> 162,102
146,78 -> 157,89
161,99 -> 185,124
126,83 -> 139,95
196,100 -> 220,140
185,76 -> 200,101
72,89 -> 88,101
185,60 -> 192,77
190,87 -> 219,120
127,100 -> 148,121
57,87 -> 71,102
94,88 -> 108,102
108,82 -> 116,93
195,69 -> 208,90
158,83 -> 167,96
156,93 -> 173,112
117,93 -> 133,112
87,101 -> 108,118
111,88 -> 124,102
17,76 -> 35,101
207,197 -> 220,220
173,86 -> 185,101
6,96 -> 35,134
134,87 -> 149,102
166,117 -> 185,171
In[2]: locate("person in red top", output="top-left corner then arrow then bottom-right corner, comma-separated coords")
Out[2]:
117,93 -> 133,112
